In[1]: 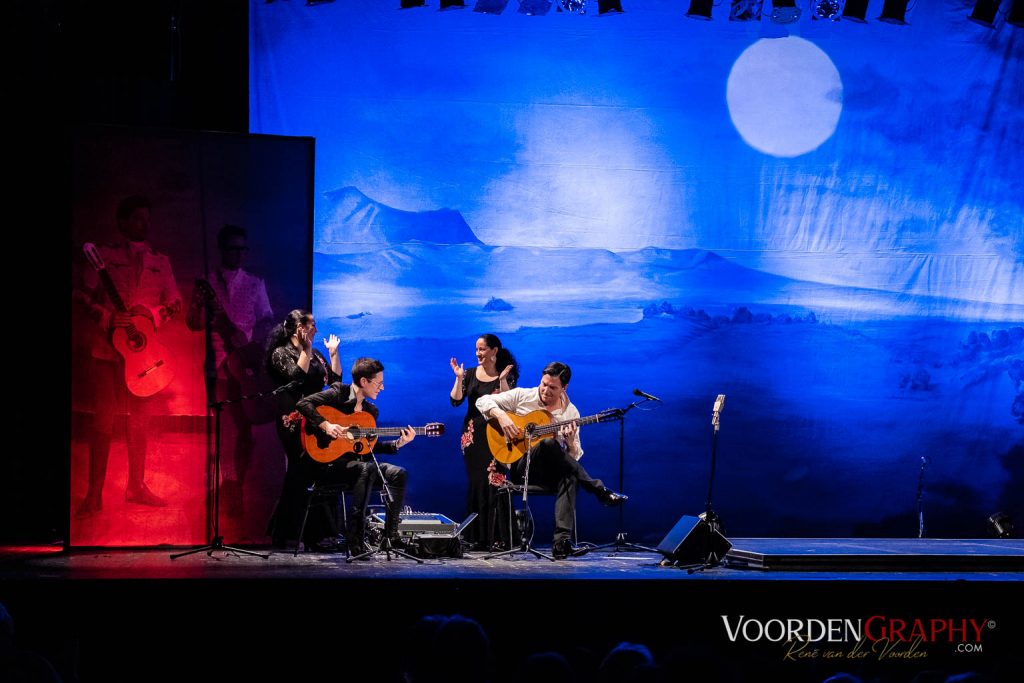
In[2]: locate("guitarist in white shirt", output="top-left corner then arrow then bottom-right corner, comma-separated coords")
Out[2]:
73,195 -> 182,519
475,362 -> 627,559
186,224 -> 274,518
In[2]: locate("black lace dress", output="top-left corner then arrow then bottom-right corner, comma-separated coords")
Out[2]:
266,345 -> 340,546
451,369 -> 516,549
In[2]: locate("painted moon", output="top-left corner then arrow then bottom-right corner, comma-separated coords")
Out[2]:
726,37 -> 843,158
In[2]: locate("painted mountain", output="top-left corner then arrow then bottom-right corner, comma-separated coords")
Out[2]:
317,186 -> 481,253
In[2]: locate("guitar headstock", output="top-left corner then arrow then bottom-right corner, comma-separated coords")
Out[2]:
82,243 -> 106,272
596,409 -> 622,423
424,422 -> 445,437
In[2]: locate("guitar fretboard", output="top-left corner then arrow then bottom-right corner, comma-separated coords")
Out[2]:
529,411 -> 616,437
371,426 -> 438,436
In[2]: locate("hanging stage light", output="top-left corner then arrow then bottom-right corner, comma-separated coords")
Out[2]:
518,0 -> 553,14
474,0 -> 510,11
1007,0 -> 1024,26
877,0 -> 909,24
686,0 -> 713,19
968,0 -> 1000,27
558,0 -> 587,12
811,0 -> 842,20
730,0 -> 764,21
840,0 -> 869,21
770,0 -> 801,23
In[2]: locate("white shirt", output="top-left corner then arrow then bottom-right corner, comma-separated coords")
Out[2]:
475,387 -> 584,460
207,266 -> 274,363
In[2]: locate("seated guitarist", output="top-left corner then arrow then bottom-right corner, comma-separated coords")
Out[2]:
475,361 -> 627,559
295,357 -> 415,555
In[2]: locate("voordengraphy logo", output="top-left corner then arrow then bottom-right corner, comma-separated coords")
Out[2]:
720,615 -> 997,662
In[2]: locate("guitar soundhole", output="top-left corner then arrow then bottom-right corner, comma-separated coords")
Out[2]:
126,328 -> 147,352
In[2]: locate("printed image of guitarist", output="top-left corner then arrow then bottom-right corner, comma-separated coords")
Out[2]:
294,358 -> 415,555
186,224 -> 274,518
475,362 -> 627,559
73,195 -> 182,519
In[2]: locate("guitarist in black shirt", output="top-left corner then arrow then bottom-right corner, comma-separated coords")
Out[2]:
295,357 -> 415,555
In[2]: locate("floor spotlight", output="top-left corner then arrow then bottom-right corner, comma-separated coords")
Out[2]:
440,0 -> 466,7
877,0 -> 908,23
598,0 -> 624,12
968,0 -> 1001,26
518,0 -> 552,14
474,0 -> 509,11
686,0 -> 713,19
400,0 -> 426,8
841,0 -> 869,21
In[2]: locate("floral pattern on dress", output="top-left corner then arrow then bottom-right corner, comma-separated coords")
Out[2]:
460,419 -> 475,450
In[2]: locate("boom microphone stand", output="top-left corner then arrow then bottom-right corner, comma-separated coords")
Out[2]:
573,390 -> 658,556
170,380 -> 300,560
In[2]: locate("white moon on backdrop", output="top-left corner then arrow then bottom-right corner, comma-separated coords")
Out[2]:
726,37 -> 843,158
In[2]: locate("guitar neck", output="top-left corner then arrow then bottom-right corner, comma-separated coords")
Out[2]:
530,412 -> 610,436
374,426 -> 433,436
97,269 -> 129,313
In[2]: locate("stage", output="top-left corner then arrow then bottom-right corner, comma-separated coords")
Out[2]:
3,539 -> 1022,682
4,538 -> 1024,580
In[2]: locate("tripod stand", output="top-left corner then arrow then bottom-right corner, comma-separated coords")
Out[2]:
347,450 -> 422,563
170,383 -> 291,559
484,436 -> 555,561
573,393 -> 657,557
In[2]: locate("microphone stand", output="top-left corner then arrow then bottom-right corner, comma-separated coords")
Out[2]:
917,456 -> 928,539
703,398 -> 724,536
572,395 -> 657,557
680,395 -> 728,573
347,448 -> 423,563
484,432 -> 556,561
169,381 -> 300,560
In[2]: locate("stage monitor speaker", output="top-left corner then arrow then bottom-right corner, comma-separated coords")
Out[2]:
656,515 -> 732,565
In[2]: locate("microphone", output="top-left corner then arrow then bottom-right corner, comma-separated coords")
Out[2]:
633,388 -> 662,402
713,394 -> 725,414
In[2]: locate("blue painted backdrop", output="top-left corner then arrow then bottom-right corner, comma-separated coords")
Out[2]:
251,1 -> 1022,542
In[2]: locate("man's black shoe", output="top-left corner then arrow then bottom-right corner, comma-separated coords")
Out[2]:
552,538 -> 574,560
596,487 -> 628,507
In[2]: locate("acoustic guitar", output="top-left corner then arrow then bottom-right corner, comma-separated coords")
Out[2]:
302,406 -> 445,464
192,278 -> 278,425
82,243 -> 175,397
485,408 -> 619,464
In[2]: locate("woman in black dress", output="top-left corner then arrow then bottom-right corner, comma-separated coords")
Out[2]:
265,309 -> 342,548
449,333 -> 519,550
